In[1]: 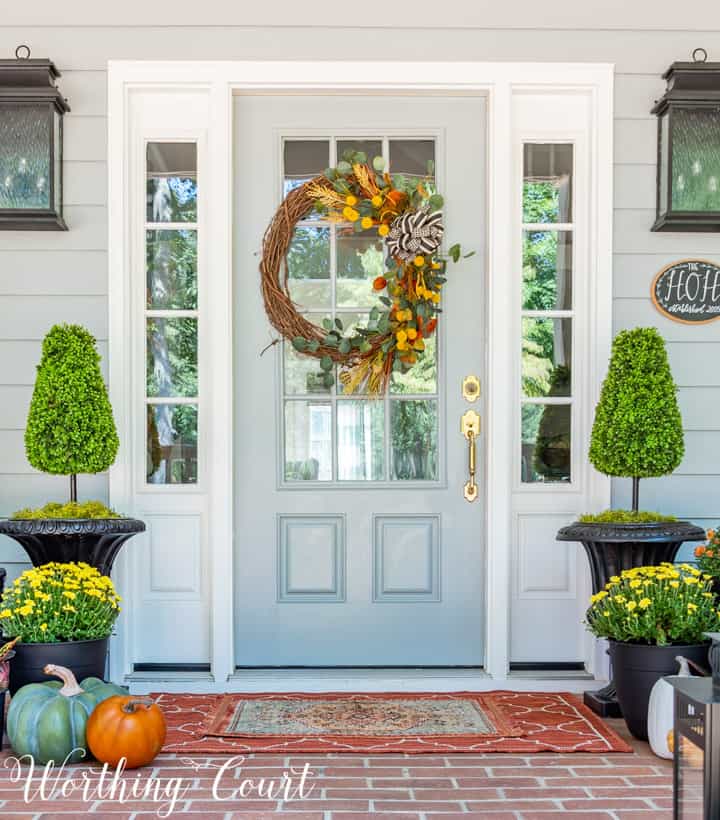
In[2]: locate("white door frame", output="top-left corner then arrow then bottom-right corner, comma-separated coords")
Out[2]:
108,61 -> 613,692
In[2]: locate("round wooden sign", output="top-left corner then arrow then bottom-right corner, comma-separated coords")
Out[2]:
651,259 -> 720,325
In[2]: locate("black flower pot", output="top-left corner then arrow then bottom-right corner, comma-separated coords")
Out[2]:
5,637 -> 109,695
0,518 -> 145,577
610,640 -> 709,741
557,520 -> 706,717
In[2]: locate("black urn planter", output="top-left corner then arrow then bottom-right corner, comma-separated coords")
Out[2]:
610,640 -> 710,741
0,518 -> 145,577
557,520 -> 706,717
4,637 -> 109,695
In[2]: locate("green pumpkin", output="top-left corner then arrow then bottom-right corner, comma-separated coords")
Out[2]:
7,664 -> 128,764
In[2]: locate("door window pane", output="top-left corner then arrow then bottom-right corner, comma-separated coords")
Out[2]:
284,140 -> 329,195
146,318 -> 198,398
146,143 -> 197,222
287,226 -> 331,309
390,334 -> 437,394
147,404 -> 198,484
521,403 -> 571,483
522,230 -> 572,311
522,318 -> 572,398
523,144 -> 573,223
146,229 -> 198,309
336,229 -> 385,308
285,401 -> 332,481
284,313 -> 332,395
389,139 -> 435,180
337,400 -> 385,480
391,400 -> 438,481
336,140 -> 382,163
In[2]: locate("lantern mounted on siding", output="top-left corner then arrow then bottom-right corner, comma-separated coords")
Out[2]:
652,48 -> 720,232
0,46 -> 70,230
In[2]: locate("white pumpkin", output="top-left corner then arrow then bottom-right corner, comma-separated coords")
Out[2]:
648,656 -> 691,759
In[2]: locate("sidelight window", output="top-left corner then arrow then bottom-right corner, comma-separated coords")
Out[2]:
520,143 -> 574,484
144,142 -> 199,484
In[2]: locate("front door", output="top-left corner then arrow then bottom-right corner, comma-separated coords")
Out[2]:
234,95 -> 486,666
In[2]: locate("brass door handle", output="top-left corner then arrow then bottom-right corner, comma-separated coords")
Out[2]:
461,410 -> 481,502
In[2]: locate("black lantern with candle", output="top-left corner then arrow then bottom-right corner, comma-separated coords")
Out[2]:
669,633 -> 720,818
0,46 -> 70,230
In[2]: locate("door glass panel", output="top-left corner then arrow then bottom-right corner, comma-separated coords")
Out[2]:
522,317 -> 571,398
336,228 -> 385,308
146,229 -> 198,309
283,140 -> 329,195
146,143 -> 197,222
287,226 -> 331,309
284,400 -> 332,481
390,333 -> 437,394
337,400 -> 385,480
521,403 -> 571,483
147,404 -> 198,484
146,318 -> 198,398
523,144 -> 573,223
281,132 -> 441,484
336,140 -> 382,163
390,399 -> 438,481
522,230 -> 572,311
389,139 -> 435,180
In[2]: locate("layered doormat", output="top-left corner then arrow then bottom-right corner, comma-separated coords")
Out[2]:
156,691 -> 632,754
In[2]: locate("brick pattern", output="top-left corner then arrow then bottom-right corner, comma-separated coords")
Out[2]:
0,718 -> 685,818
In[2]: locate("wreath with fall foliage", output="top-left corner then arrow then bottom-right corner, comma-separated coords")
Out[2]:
260,149 -> 469,394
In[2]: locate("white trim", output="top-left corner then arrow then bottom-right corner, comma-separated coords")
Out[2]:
108,60 -> 614,691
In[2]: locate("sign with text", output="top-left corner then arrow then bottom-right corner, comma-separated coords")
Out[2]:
652,259 -> 720,324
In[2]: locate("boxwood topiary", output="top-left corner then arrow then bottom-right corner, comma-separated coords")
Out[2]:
588,327 -> 684,511
24,324 -> 119,503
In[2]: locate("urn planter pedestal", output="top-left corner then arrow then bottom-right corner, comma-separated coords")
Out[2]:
556,520 -> 706,718
0,518 -> 145,577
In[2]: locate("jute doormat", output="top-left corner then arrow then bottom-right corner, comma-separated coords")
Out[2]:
155,691 -> 632,754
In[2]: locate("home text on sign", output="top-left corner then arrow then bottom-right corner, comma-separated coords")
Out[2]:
651,259 -> 720,324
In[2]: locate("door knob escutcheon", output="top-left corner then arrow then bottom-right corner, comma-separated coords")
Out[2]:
461,409 -> 481,502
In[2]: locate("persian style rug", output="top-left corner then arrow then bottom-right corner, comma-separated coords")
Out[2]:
156,691 -> 632,754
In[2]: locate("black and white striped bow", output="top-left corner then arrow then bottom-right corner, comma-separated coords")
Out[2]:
386,208 -> 444,261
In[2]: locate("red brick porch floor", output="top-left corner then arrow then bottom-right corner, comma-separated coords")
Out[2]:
0,716 -> 678,819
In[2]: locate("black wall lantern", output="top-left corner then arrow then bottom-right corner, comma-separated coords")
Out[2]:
652,48 -> 720,232
0,46 -> 70,230
669,634 -> 720,819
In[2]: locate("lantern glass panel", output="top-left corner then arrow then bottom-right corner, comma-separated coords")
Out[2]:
53,109 -> 62,214
671,107 -> 720,213
0,103 -> 51,210
659,112 -> 669,216
677,733 -> 705,819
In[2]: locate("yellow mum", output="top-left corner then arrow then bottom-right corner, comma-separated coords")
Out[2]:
629,579 -> 642,589
638,598 -> 652,609
626,600 -> 637,612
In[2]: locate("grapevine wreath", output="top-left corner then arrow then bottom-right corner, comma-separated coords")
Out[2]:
259,150 -> 471,395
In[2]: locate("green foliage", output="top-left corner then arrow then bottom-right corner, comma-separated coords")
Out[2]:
589,328 -> 684,479
585,563 -> 717,646
11,501 -> 120,520
579,509 -> 678,524
25,325 -> 119,479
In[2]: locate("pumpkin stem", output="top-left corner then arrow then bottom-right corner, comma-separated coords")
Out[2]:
43,664 -> 84,697
122,697 -> 155,714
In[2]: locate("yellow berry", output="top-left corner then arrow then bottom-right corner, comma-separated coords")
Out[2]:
345,195 -> 358,206
371,195 -> 383,207
414,256 -> 425,267
361,216 -> 373,230
378,224 -> 390,237
407,328 -> 418,340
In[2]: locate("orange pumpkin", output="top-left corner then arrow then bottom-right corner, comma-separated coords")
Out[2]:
86,696 -> 166,769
